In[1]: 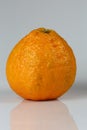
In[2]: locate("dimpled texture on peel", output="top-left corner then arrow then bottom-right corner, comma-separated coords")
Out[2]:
6,28 -> 76,100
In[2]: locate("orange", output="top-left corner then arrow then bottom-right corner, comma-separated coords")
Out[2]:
6,27 -> 76,100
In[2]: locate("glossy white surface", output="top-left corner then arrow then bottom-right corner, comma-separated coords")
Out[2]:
0,81 -> 87,130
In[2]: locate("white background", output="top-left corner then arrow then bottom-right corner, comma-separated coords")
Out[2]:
0,0 -> 87,130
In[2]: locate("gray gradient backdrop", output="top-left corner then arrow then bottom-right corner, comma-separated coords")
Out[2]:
0,0 -> 87,89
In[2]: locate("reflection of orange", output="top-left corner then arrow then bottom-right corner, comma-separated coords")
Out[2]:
6,28 -> 76,100
11,100 -> 78,130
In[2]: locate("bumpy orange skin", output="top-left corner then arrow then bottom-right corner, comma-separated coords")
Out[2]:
6,28 -> 76,100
